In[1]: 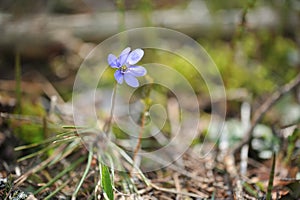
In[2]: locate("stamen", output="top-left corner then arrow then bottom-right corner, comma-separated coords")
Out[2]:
121,65 -> 127,73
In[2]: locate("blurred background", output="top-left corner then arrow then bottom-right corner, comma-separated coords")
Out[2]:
0,0 -> 299,99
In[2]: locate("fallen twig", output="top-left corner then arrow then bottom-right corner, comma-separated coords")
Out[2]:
150,182 -> 207,199
173,173 -> 182,200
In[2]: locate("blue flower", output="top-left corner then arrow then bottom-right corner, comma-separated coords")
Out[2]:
108,47 -> 147,88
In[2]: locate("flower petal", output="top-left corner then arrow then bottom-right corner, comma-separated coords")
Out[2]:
114,70 -> 124,84
127,49 -> 144,65
124,73 -> 139,87
107,54 -> 119,68
119,47 -> 131,66
128,66 -> 147,77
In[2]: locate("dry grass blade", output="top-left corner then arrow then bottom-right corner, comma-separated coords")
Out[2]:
150,182 -> 207,199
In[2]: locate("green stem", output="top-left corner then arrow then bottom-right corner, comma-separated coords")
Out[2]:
116,0 -> 127,46
43,116 -> 48,139
131,84 -> 153,174
116,0 -> 125,32
266,152 -> 276,200
132,106 -> 147,164
103,84 -> 117,134
15,51 -> 22,114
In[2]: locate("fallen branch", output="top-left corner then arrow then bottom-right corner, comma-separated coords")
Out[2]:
232,73 -> 300,155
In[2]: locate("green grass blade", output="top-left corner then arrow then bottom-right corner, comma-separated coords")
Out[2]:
266,152 -> 276,200
15,51 -> 22,114
101,165 -> 114,200
17,143 -> 59,162
71,147 -> 93,200
14,130 -> 75,151
49,139 -> 81,166
44,179 -> 70,200
104,153 -> 115,186
243,182 -> 258,198
52,136 -> 77,144
62,125 -> 88,129
115,144 -> 150,186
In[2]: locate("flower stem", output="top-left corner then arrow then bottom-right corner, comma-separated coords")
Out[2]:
132,106 -> 147,163
131,84 -> 153,174
103,83 -> 117,135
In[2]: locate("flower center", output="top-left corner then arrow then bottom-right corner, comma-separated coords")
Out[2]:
120,65 -> 128,73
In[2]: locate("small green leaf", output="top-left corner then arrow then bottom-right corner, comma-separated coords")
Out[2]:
101,165 -> 114,200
